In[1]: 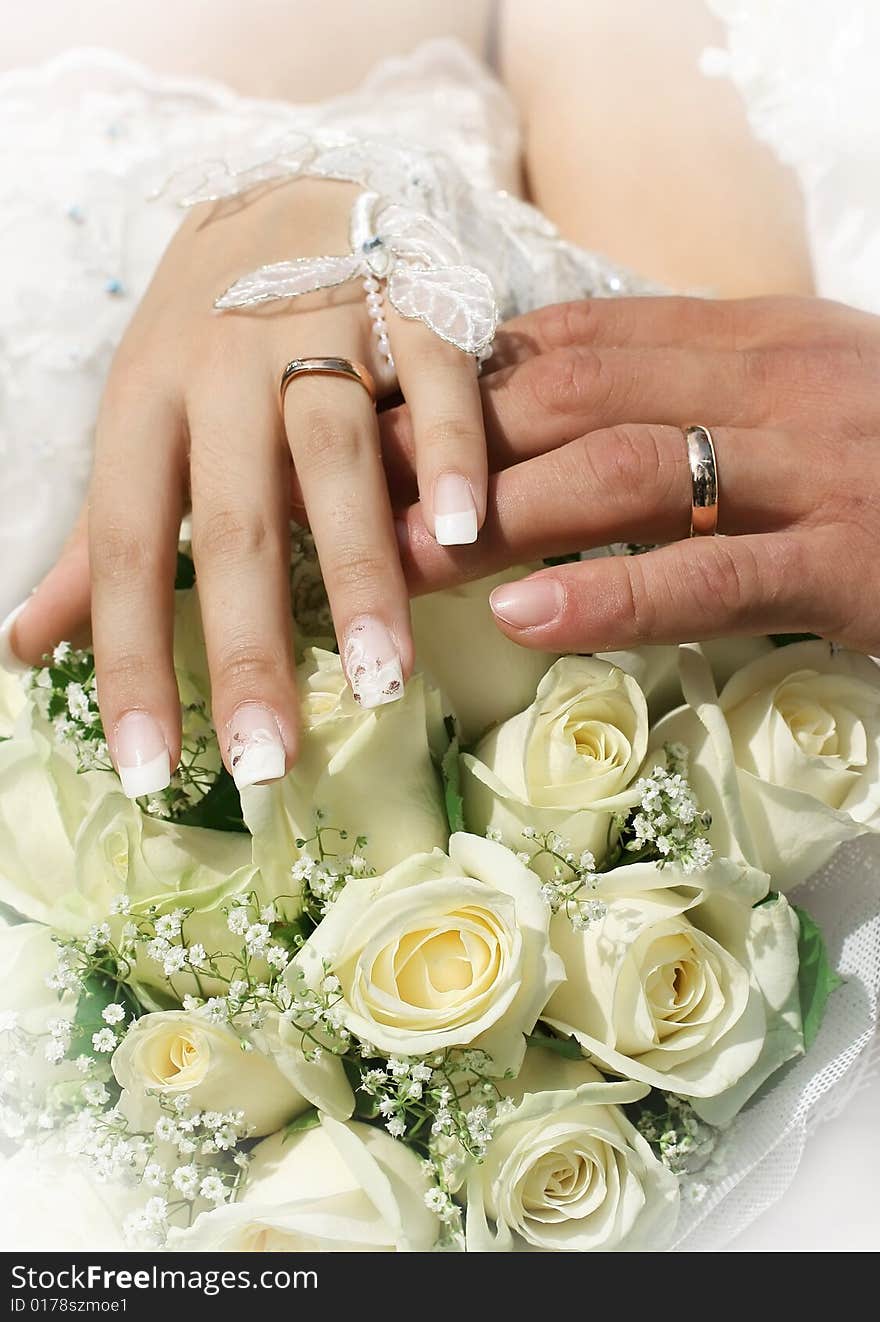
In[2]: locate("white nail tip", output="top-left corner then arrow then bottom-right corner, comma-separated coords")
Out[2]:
435,509 -> 478,546
232,742 -> 287,791
0,602 -> 30,674
118,750 -> 171,799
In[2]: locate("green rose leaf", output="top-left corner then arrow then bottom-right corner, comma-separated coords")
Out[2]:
175,552 -> 196,590
440,722 -> 465,835
281,1106 -> 322,1140
794,904 -> 844,1050
177,768 -> 246,834
526,1032 -> 585,1061
769,633 -> 820,647
69,970 -> 140,1061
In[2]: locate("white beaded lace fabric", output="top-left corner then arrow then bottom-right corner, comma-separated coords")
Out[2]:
0,34 -> 878,1251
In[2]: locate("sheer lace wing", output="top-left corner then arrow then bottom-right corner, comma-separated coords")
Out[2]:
375,201 -> 463,269
163,133 -> 320,206
215,254 -> 362,309
388,264 -> 497,353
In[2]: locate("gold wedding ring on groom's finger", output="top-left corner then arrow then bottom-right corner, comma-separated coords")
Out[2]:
685,425 -> 719,537
280,357 -> 377,408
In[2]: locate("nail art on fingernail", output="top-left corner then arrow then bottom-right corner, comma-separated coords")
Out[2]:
489,578 -> 565,629
0,601 -> 31,674
115,711 -> 171,799
433,473 -> 478,546
228,704 -> 287,790
343,617 -> 404,709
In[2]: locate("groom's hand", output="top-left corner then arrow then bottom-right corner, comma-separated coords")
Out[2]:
392,295 -> 880,654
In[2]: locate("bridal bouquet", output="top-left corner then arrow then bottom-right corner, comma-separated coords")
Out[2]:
1,535 -> 875,1253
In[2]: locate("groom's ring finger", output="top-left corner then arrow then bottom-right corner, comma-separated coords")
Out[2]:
398,423 -> 812,593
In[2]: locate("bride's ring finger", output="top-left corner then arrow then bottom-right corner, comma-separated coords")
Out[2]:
282,356 -> 413,708
385,306 -> 488,546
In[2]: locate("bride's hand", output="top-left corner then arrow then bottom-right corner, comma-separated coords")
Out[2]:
394,295 -> 880,654
8,179 -> 487,795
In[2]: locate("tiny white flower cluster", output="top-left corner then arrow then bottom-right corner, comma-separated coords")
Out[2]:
292,820 -> 375,918
25,647 -> 110,772
63,1090 -> 250,1248
27,641 -> 220,818
522,829 -> 609,930
359,1046 -> 513,1230
626,752 -> 714,874
280,963 -> 350,1060
636,1094 -> 717,1175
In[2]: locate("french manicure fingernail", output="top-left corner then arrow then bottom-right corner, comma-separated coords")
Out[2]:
433,473 -> 478,546
490,578 -> 565,629
0,601 -> 31,674
115,711 -> 171,799
228,703 -> 287,790
343,617 -> 404,709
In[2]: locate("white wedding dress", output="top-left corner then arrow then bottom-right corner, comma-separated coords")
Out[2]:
1,7 -> 878,1252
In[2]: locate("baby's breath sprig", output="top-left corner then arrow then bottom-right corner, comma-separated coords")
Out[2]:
633,1094 -> 717,1175
509,828 -> 608,930
26,643 -> 220,818
65,1089 -> 250,1247
27,644 -> 110,771
356,1045 -> 514,1238
292,812 -> 375,921
611,744 -> 714,874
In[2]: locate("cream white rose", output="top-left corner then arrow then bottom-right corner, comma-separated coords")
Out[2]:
0,666 -> 26,733
652,642 -> 880,887
463,1048 -> 678,1252
0,695 -> 113,934
293,833 -> 563,1073
169,1118 -> 439,1252
543,857 -> 803,1114
73,791 -> 262,999
112,1010 -> 315,1135
411,566 -> 558,743
599,638 -> 774,723
461,657 -> 648,867
243,648 -> 449,889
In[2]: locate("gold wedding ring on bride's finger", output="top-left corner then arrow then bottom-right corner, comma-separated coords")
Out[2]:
280,357 -> 377,408
685,425 -> 719,537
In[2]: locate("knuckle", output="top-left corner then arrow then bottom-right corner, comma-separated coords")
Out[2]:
91,523 -> 153,584
213,642 -> 283,692
528,346 -> 605,419
689,540 -> 757,625
597,557 -> 657,645
192,508 -> 274,564
533,300 -> 597,350
326,549 -> 390,599
418,416 -> 485,455
97,650 -> 151,695
570,425 -> 676,514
